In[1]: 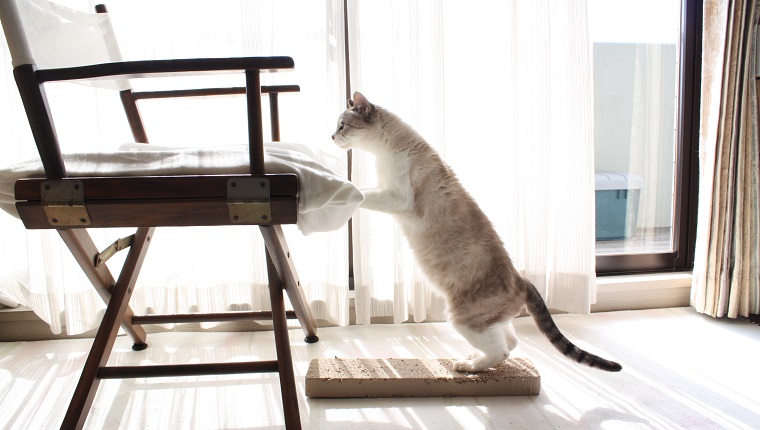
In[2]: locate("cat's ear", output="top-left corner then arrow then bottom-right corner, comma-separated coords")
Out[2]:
352,91 -> 373,118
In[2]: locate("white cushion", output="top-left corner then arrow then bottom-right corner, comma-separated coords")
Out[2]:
0,142 -> 363,235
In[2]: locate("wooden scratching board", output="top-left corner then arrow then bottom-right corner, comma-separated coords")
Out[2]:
305,357 -> 540,398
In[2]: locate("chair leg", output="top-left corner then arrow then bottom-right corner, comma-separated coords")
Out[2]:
260,225 -> 318,343
266,252 -> 302,430
60,227 -> 154,429
58,228 -> 148,349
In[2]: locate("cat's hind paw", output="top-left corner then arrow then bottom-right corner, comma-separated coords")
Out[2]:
453,358 -> 480,373
452,352 -> 507,373
453,354 -> 490,373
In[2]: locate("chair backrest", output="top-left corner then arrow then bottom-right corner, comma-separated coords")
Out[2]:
0,0 -> 129,90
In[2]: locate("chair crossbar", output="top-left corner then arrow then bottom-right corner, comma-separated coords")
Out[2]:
98,361 -> 280,380
131,310 -> 298,325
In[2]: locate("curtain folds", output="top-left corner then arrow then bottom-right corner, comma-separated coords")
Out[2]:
0,0 -> 351,334
349,0 -> 597,323
692,0 -> 760,318
2,0 -> 599,334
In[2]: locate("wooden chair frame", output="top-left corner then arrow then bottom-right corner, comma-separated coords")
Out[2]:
5,3 -> 317,429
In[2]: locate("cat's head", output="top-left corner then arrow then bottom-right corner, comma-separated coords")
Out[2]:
332,91 -> 379,151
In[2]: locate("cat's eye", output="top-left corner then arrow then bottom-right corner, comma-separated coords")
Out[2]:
338,122 -> 346,131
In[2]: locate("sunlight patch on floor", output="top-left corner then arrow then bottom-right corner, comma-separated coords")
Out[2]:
1,308 -> 759,429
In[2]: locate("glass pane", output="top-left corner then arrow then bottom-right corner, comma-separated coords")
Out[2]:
588,0 -> 682,255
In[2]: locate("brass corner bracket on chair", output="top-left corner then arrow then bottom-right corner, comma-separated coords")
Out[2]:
40,179 -> 91,227
227,177 -> 272,224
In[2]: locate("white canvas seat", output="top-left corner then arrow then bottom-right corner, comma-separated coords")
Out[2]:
0,142 -> 362,234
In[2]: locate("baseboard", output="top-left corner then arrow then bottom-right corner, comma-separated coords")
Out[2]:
0,272 -> 693,341
0,306 -> 295,342
0,306 -> 96,342
592,272 -> 692,312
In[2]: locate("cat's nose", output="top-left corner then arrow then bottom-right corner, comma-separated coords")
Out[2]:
331,133 -> 336,140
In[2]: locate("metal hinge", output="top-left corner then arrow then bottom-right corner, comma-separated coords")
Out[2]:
95,235 -> 135,267
227,177 -> 272,224
41,180 -> 91,227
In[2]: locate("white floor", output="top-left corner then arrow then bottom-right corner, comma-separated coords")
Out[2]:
1,307 -> 759,429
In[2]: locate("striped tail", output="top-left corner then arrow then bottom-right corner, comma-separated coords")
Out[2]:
523,280 -> 622,372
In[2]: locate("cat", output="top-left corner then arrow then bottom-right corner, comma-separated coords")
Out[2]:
332,91 -> 622,373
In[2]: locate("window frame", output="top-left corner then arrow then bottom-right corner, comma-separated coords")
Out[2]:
595,0 -> 702,275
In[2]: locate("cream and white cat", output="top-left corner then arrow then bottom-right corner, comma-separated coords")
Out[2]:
333,92 -> 621,373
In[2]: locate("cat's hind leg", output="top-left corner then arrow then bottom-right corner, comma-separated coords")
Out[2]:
452,322 -> 510,372
505,320 -> 519,351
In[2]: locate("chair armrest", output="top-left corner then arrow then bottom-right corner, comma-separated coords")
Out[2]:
19,57 -> 293,177
34,56 -> 294,83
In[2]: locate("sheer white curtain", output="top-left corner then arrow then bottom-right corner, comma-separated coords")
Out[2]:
349,0 -> 597,324
0,0 -> 351,333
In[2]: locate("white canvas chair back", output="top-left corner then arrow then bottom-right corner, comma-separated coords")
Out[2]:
0,0 -> 129,89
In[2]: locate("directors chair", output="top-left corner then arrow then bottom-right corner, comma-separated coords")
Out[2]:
0,1 -> 353,428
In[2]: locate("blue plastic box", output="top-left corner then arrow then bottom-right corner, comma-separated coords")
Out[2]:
595,172 -> 644,241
